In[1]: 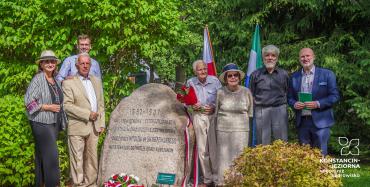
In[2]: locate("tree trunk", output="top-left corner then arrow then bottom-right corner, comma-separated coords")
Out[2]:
175,65 -> 186,83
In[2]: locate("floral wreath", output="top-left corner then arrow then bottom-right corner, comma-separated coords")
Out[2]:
103,173 -> 144,187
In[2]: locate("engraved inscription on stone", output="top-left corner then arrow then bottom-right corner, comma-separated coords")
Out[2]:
98,84 -> 195,186
108,114 -> 178,154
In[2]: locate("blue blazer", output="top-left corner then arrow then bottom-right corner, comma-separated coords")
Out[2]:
288,67 -> 340,128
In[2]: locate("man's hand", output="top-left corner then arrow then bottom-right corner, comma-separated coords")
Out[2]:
193,103 -> 202,110
98,127 -> 105,133
202,105 -> 214,115
66,76 -> 74,80
89,112 -> 99,121
304,101 -> 319,109
42,104 -> 60,112
294,102 -> 305,110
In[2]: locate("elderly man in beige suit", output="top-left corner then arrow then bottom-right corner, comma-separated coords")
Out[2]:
63,53 -> 105,187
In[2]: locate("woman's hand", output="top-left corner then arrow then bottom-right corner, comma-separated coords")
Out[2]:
42,104 -> 61,112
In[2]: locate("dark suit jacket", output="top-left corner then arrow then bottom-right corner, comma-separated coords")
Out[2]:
288,67 -> 340,128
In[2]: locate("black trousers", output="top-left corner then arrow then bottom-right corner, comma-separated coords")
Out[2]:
30,121 -> 60,187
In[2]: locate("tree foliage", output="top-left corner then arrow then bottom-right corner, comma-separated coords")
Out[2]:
0,0 -> 191,109
0,0 -> 190,185
0,95 -> 34,186
190,0 -> 370,154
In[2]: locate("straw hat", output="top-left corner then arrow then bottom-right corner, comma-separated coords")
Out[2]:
35,50 -> 61,64
218,63 -> 245,83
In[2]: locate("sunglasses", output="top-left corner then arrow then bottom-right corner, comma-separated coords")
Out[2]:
227,73 -> 239,78
41,60 -> 57,64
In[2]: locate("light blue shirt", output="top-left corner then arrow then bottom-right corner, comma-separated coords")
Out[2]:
300,65 -> 319,115
186,75 -> 222,106
56,55 -> 101,82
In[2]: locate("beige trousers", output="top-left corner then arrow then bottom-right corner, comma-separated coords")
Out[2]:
193,113 -> 215,184
68,129 -> 99,187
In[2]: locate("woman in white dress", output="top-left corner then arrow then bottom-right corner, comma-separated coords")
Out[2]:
214,63 -> 253,185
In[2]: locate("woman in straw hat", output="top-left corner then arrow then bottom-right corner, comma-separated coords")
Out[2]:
214,63 -> 253,185
24,50 -> 67,186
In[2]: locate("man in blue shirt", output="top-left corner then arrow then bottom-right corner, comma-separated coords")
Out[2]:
57,34 -> 102,82
186,60 -> 222,187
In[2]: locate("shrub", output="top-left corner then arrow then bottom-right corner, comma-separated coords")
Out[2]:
0,95 -> 70,186
0,95 -> 34,186
0,61 -> 37,97
224,140 -> 342,187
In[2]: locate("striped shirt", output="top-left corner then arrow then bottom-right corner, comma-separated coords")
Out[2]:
24,72 -> 67,129
300,66 -> 315,116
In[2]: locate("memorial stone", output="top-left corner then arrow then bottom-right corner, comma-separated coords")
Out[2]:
98,83 -> 195,186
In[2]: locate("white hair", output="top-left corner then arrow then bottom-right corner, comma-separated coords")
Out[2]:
192,60 -> 206,72
76,52 -> 91,65
262,45 -> 280,56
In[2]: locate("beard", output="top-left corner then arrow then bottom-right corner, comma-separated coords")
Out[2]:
264,61 -> 276,69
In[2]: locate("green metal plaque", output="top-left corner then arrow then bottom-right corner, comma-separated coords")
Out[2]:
156,172 -> 176,185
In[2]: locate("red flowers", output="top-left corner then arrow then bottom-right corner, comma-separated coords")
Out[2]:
176,85 -> 198,105
103,173 -> 143,187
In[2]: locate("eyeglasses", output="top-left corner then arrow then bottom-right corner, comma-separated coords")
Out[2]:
227,73 -> 239,78
41,60 -> 57,64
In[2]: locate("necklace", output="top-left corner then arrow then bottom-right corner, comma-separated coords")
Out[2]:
46,77 -> 55,85
47,79 -> 60,104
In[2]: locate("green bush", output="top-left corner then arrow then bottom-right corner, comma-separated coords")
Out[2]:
0,61 -> 37,96
0,95 -> 34,186
224,140 -> 342,187
0,95 -> 70,186
57,132 -> 70,187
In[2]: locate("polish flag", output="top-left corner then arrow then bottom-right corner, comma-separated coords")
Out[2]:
203,26 -> 217,76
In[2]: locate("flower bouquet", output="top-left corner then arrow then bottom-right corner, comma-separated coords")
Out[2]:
176,84 -> 197,106
103,173 -> 144,187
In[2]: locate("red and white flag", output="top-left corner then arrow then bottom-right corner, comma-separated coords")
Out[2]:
203,26 -> 217,76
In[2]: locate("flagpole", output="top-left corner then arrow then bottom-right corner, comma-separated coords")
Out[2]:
245,24 -> 262,147
205,25 -> 217,75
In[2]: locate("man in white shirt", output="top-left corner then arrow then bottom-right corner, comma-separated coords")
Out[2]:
62,53 -> 105,186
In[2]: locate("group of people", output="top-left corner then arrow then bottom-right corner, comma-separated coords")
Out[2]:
24,35 -> 339,187
187,45 -> 339,186
25,35 -> 104,187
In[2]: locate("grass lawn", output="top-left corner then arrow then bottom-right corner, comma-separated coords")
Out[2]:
342,164 -> 370,187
